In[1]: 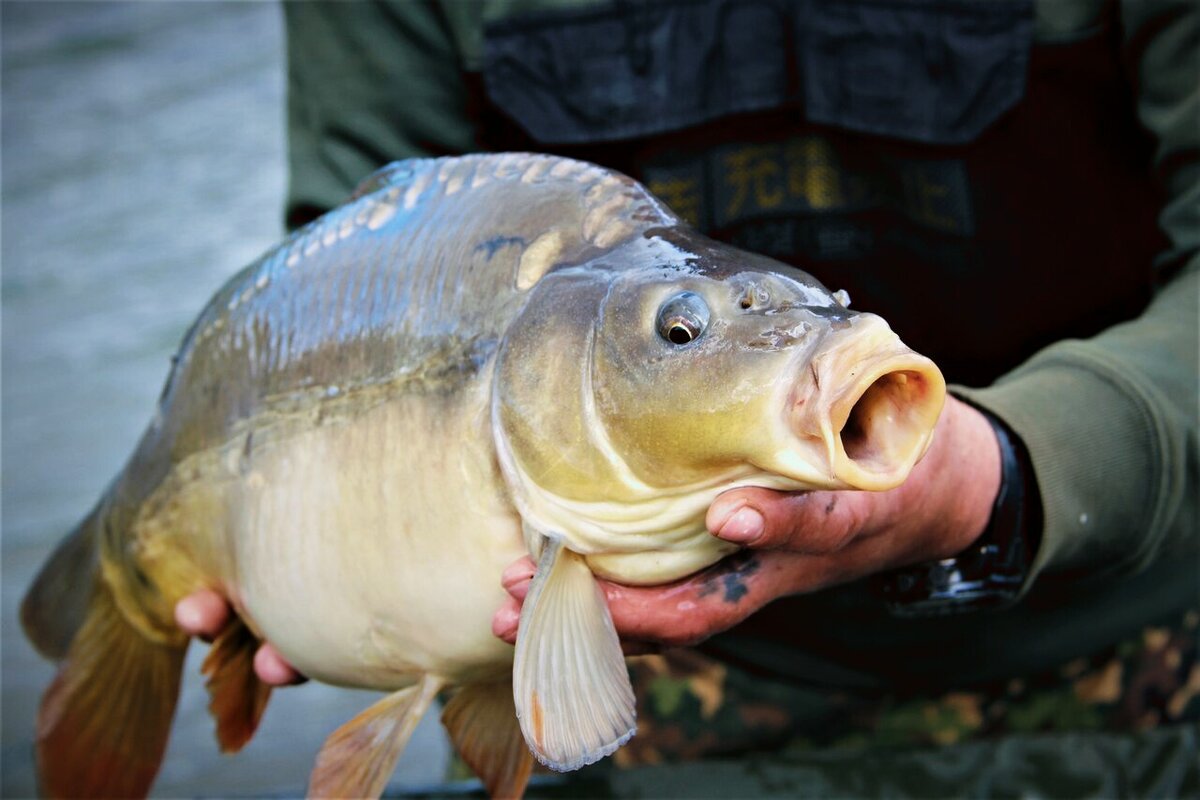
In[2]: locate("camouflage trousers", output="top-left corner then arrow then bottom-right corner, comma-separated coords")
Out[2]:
613,608 -> 1200,767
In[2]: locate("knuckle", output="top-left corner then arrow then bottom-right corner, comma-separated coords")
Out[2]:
789,501 -> 862,554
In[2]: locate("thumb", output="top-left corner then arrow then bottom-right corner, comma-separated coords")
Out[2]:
707,488 -> 862,553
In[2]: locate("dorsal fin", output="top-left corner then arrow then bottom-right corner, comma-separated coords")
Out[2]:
347,154 -> 677,233
348,159 -> 426,201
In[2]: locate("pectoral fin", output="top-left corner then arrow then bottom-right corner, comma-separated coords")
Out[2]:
201,617 -> 272,752
441,681 -> 533,799
308,673 -> 444,799
512,538 -> 635,771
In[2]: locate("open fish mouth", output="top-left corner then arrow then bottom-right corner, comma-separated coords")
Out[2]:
824,357 -> 945,489
789,316 -> 946,491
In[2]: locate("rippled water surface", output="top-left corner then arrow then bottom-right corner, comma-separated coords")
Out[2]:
1,3 -> 449,795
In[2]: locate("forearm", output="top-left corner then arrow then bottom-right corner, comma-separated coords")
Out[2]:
957,0 -> 1199,588
956,256 -> 1198,585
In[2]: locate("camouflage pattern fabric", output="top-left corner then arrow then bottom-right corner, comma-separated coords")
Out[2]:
433,610 -> 1197,796
613,609 -> 1200,766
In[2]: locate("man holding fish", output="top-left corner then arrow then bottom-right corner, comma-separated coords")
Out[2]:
108,0 -> 1200,793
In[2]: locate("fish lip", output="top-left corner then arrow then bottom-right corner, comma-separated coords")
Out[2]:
787,319 -> 947,490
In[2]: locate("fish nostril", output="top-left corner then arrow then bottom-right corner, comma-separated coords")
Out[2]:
734,284 -> 772,309
738,285 -> 770,310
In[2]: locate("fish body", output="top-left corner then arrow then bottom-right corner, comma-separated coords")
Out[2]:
22,154 -> 945,798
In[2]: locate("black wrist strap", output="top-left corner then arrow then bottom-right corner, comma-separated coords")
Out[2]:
875,407 -> 1040,617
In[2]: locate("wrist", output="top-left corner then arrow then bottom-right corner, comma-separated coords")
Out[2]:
876,400 -> 1038,616
931,397 -> 1004,558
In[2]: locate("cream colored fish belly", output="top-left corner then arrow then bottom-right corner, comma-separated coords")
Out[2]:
223,378 -> 524,691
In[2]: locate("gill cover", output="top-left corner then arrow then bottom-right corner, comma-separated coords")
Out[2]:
492,254 -> 749,582
493,268 -> 622,507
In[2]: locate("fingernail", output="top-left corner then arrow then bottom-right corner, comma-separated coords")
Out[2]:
708,499 -> 744,531
717,507 -> 764,543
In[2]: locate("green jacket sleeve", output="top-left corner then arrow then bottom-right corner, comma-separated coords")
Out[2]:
282,0 -> 482,227
956,0 -> 1199,586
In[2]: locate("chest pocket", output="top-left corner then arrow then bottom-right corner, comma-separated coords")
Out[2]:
483,0 -> 1034,147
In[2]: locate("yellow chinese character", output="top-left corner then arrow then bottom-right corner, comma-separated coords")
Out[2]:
786,137 -> 844,211
724,146 -> 783,220
646,177 -> 702,227
901,166 -> 958,233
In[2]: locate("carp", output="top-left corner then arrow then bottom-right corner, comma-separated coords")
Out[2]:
21,153 -> 945,798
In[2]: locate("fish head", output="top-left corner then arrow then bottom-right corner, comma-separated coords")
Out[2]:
591,232 -> 947,494
494,228 -> 945,583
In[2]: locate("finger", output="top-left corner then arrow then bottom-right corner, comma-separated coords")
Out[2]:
254,643 -> 307,686
500,556 -> 536,600
492,596 -> 521,644
174,589 -> 231,640
707,487 -> 866,554
600,551 -> 811,646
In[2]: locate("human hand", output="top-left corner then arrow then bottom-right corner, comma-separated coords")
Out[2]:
493,395 -> 1002,648
175,589 -> 307,685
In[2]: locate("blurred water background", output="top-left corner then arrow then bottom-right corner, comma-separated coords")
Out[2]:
1,3 -> 450,796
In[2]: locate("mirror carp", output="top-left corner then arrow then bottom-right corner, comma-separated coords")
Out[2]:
21,153 -> 945,798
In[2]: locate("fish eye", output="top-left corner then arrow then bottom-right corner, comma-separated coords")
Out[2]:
656,292 -> 710,346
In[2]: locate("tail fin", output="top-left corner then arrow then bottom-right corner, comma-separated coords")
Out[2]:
36,579 -> 187,798
21,503 -> 103,659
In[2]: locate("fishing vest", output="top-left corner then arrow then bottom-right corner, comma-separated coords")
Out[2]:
473,0 -> 1166,389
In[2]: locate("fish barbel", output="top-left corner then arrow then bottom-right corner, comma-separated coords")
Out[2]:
21,153 -> 945,798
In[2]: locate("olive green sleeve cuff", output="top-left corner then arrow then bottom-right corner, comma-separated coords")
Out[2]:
953,259 -> 1198,589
